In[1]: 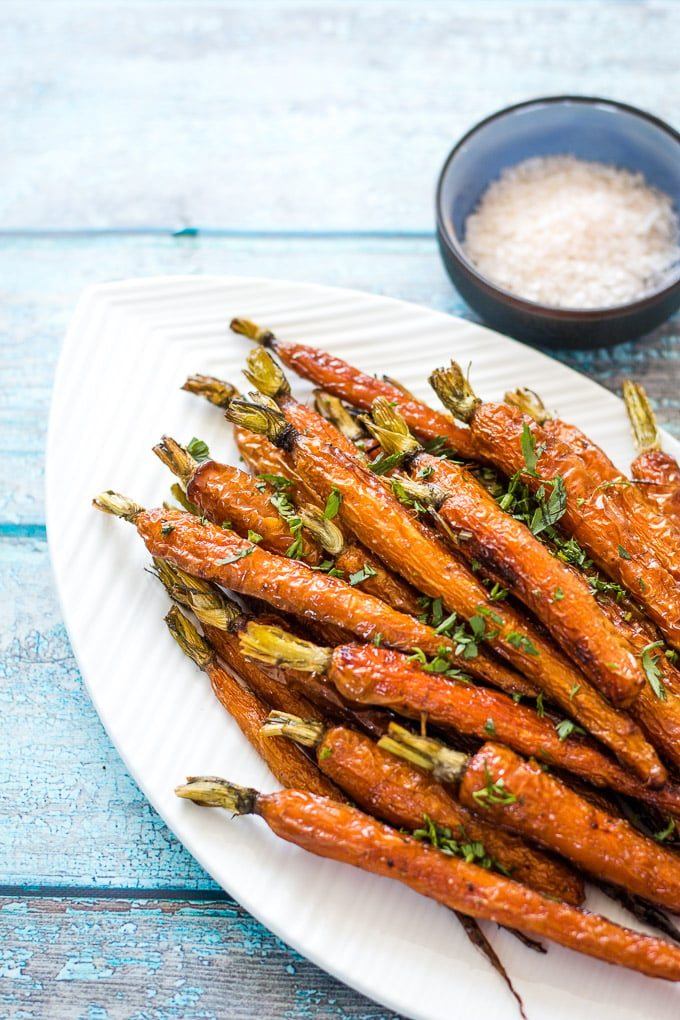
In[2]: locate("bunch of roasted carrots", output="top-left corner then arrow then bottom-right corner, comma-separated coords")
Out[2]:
93,316 -> 680,1008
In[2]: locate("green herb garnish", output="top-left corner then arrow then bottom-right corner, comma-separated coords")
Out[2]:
186,437 -> 210,463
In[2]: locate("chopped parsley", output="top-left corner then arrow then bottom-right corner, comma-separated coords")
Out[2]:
555,718 -> 586,741
506,631 -> 539,656
186,436 -> 210,463
641,640 -> 667,701
323,486 -> 342,520
412,815 -> 509,874
471,764 -> 517,808
369,450 -> 404,476
520,422 -> 545,477
215,547 -> 255,565
348,563 -> 378,586
270,491 -> 305,558
256,473 -> 294,492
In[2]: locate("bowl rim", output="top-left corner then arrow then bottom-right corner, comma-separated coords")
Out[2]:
435,94 -> 680,320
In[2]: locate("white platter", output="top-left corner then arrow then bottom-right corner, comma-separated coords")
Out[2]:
46,276 -> 680,1020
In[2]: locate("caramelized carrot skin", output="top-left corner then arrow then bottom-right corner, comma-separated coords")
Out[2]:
632,450 -> 680,522
333,542 -> 424,617
255,788 -> 680,980
201,657 -> 340,799
269,337 -> 478,459
460,742 -> 680,914
421,452 -> 646,708
279,432 -> 663,781
543,419 -> 621,485
327,644 -> 662,794
544,421 -> 680,582
136,508 -> 457,658
231,419 -> 422,615
205,623 -> 321,723
470,403 -> 680,649
187,460 -> 321,564
315,725 -> 584,905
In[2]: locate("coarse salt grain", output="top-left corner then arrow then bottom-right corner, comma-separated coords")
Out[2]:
462,155 -> 680,308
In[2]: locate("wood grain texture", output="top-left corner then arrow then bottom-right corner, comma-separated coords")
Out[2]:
0,897 -> 401,1019
2,2 -> 680,231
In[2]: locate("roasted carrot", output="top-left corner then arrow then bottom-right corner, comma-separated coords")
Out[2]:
175,777 -> 680,981
239,622 -> 675,803
230,316 -> 479,460
262,712 -> 584,905
508,386 -> 680,581
242,349 -> 426,615
163,606 -> 341,799
505,387 -> 622,487
243,345 -> 366,458
153,436 -> 323,564
457,741 -> 680,916
431,362 -> 680,653
222,399 -> 664,783
624,380 -> 680,524
296,502 -> 424,617
154,556 -> 395,738
92,494 -> 522,691
365,396 -> 648,709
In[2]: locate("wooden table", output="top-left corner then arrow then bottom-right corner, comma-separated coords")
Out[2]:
3,3 -> 680,1018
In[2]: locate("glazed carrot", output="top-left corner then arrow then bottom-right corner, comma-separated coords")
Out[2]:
154,557 -> 394,738
297,503 -> 424,617
92,494 -> 522,691
222,400 -> 663,783
457,741 -> 680,916
365,396 -> 647,709
262,712 -> 584,905
380,721 -> 680,844
624,380 -> 680,524
153,436 -> 322,564
431,363 -> 680,653
175,777 -> 680,981
505,387 -> 622,487
243,345 -> 365,459
153,559 -> 322,722
507,386 -> 680,580
164,606 -> 341,799
239,622 -> 672,802
483,394 -> 680,771
230,317 -> 479,459
243,349 -> 425,615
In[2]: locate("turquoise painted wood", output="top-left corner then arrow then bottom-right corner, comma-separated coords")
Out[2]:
3,2 -> 680,1018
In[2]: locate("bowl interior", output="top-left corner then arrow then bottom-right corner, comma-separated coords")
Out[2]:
439,99 -> 680,285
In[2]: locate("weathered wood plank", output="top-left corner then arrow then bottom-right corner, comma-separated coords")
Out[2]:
0,535 -> 218,888
2,2 -> 680,231
0,896 -> 402,1019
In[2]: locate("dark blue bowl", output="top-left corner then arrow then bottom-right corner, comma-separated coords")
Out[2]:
436,96 -> 680,349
